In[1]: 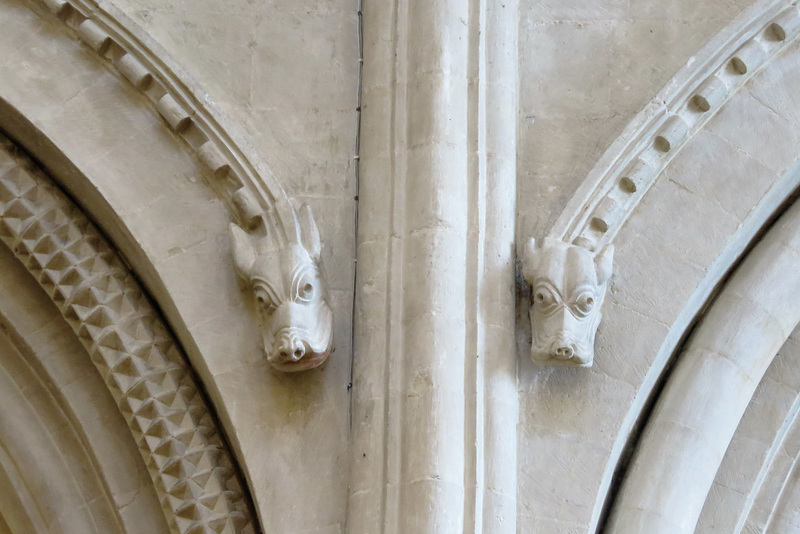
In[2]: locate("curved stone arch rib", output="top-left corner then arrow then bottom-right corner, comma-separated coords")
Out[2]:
765,449 -> 800,532
695,329 -> 800,533
0,243 -> 172,534
0,326 -> 124,534
0,135 -> 255,534
549,0 -> 800,251
0,443 -> 47,533
525,1 -> 800,530
742,392 -> 800,532
29,0 -> 298,246
607,197 -> 800,533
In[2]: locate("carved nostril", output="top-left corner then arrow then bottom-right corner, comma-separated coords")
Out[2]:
274,334 -> 307,363
554,346 -> 574,360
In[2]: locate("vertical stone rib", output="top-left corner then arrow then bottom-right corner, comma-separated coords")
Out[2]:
349,0 -> 518,532
399,1 -> 470,532
476,1 -> 519,532
464,0 -> 518,532
349,0 -> 470,532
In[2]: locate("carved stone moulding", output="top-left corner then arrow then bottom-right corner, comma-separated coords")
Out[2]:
551,1 -> 800,252
34,0 -> 292,227
26,0 -> 335,372
522,237 -> 613,367
0,135 -> 255,534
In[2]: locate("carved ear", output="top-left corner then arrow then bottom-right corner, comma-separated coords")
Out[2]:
229,223 -> 256,279
298,204 -> 321,262
595,243 -> 614,285
522,237 -> 537,282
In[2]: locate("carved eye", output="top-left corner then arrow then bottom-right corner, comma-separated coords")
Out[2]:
254,289 -> 276,311
533,286 -> 557,310
573,291 -> 596,317
296,279 -> 316,303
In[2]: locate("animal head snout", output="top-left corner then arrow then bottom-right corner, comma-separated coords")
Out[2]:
553,345 -> 574,360
263,301 -> 333,372
274,333 -> 307,362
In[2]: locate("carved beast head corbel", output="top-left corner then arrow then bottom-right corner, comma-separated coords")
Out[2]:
230,204 -> 333,372
523,237 -> 613,367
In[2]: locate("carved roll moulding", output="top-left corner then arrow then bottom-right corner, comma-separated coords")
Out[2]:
522,237 -> 613,367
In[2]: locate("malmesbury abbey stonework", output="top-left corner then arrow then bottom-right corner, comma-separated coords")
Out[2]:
1,0 -> 800,532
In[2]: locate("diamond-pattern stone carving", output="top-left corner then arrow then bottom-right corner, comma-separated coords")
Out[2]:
0,137 -> 255,534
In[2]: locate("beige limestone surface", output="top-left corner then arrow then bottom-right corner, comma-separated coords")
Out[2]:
113,0 -> 359,202
7,0 -> 800,532
518,0 -> 755,240
517,1 -> 800,531
0,0 -> 357,530
0,243 -> 169,533
98,6 -> 360,527
698,327 -> 800,533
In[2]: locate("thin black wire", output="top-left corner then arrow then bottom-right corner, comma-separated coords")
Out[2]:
348,0 -> 364,410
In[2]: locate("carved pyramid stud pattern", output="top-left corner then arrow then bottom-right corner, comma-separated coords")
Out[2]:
0,141 -> 255,534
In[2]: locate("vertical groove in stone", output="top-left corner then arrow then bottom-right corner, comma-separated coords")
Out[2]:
346,0 -> 402,529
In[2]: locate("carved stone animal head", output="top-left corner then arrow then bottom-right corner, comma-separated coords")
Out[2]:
230,205 -> 333,372
522,237 -> 613,367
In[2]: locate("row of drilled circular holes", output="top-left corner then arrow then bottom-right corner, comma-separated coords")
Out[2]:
586,20 -> 790,237
43,0 -> 265,229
